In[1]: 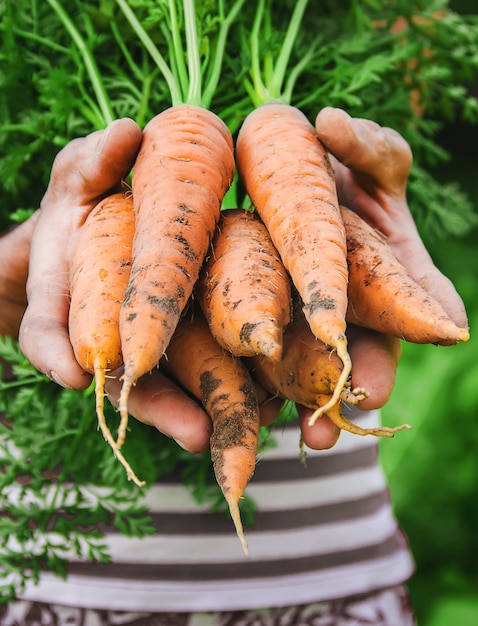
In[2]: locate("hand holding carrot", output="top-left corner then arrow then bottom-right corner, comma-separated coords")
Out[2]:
11,121 -> 225,455
18,118 -> 143,390
315,106 -> 468,333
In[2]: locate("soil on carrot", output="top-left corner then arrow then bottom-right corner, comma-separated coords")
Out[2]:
303,288 -> 337,313
239,322 -> 260,344
321,151 -> 336,180
199,370 -> 222,405
211,409 -> 257,451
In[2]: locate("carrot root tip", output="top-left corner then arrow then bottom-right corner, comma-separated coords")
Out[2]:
95,369 -> 145,488
227,497 -> 249,556
340,386 -> 369,405
308,400 -> 412,438
117,376 -> 133,449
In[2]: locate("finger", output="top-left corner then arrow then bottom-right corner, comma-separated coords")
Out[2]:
106,369 -> 213,454
19,120 -> 142,389
298,405 -> 341,450
259,396 -> 286,426
42,118 -> 142,208
347,325 -> 402,410
315,107 -> 412,197
0,212 -> 40,338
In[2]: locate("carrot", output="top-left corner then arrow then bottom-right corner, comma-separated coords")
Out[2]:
235,102 -> 351,421
68,192 -> 144,487
196,208 -> 292,361
117,104 -> 235,447
248,307 -> 355,408
248,305 -> 410,438
342,206 -> 470,344
161,306 -> 260,555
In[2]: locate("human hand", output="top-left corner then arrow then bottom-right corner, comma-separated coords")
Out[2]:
13,122 -> 288,454
315,106 -> 468,332
0,213 -> 39,340
12,120 -> 213,453
19,118 -> 143,389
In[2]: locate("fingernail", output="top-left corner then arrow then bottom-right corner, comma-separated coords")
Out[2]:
173,438 -> 188,451
95,122 -> 114,157
49,370 -> 72,389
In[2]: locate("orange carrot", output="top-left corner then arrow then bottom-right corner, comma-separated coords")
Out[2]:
236,103 -> 351,420
342,206 -> 470,344
118,105 -> 235,447
69,192 -> 144,487
248,306 -> 410,438
196,208 -> 292,361
161,307 -> 260,555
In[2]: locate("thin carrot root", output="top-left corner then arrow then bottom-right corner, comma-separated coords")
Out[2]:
308,339 -> 352,423
117,377 -> 134,449
213,444 -> 256,556
94,360 -> 145,487
308,398 -> 412,437
340,386 -> 369,405
227,498 -> 248,556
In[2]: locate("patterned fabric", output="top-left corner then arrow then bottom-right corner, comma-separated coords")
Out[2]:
0,585 -> 415,625
13,410 -> 414,612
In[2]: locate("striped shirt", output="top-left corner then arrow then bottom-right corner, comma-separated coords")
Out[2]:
21,407 -> 414,612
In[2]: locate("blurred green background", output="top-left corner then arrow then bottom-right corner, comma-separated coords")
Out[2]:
381,114 -> 478,625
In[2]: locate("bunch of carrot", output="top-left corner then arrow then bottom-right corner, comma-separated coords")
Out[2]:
64,1 -> 470,553
67,101 -> 469,553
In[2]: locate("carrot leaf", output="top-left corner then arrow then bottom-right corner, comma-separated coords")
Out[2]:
46,0 -> 115,127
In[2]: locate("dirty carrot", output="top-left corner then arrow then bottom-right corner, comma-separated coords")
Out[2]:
161,307 -> 260,555
248,305 -> 410,438
68,192 -> 144,486
196,208 -> 292,361
117,104 -> 235,447
114,0 -> 241,447
342,205 -> 471,344
236,102 -> 351,420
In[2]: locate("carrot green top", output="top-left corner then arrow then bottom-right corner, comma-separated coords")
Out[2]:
115,0 -> 247,110
244,0 -> 318,108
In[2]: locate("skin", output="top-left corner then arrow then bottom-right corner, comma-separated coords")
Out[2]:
18,118 -> 143,389
0,212 -> 39,339
1,110 -> 467,453
315,107 -> 468,331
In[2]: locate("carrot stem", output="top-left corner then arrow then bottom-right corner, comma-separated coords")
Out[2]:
202,0 -> 248,109
115,0 -> 182,106
46,0 -> 115,127
183,0 -> 202,106
168,0 -> 189,99
247,0 -> 310,106
268,0 -> 309,98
